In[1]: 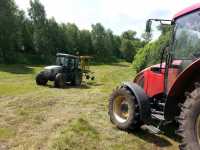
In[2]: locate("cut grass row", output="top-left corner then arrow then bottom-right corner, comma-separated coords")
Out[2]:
0,62 -> 179,150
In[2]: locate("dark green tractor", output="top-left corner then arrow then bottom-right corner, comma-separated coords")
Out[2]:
36,53 -> 94,88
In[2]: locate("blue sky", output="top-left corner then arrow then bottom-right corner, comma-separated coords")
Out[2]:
15,0 -> 200,38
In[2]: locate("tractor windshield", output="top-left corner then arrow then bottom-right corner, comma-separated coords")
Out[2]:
56,56 -> 69,66
173,10 -> 200,60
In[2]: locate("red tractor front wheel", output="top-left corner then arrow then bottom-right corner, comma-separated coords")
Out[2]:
108,87 -> 142,130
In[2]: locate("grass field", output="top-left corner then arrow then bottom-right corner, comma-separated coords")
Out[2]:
0,62 -> 179,150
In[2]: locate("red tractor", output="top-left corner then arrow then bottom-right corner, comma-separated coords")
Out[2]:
108,3 -> 200,150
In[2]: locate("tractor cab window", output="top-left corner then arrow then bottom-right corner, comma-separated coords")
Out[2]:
172,10 -> 200,61
56,56 -> 69,66
74,59 -> 80,69
68,58 -> 75,69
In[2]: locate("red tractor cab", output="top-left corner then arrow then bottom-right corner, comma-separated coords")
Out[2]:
109,3 -> 200,150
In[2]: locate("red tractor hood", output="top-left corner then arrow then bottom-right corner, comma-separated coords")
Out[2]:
134,60 -> 182,82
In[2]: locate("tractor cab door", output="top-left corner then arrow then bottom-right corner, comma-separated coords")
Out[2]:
166,59 -> 196,93
166,60 -> 182,92
166,11 -> 200,92
144,47 -> 182,96
144,47 -> 167,97
144,65 -> 165,97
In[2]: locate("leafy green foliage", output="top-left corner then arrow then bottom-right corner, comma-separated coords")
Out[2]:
0,0 -> 145,64
0,0 -> 146,64
132,31 -> 171,72
120,30 -> 146,62
0,0 -> 21,63
141,32 -> 152,42
91,23 -> 112,61
79,29 -> 93,55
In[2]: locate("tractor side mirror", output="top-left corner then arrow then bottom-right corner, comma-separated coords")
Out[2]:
146,20 -> 152,33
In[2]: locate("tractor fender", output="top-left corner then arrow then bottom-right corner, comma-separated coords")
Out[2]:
165,59 -> 200,120
168,59 -> 200,97
122,82 -> 151,123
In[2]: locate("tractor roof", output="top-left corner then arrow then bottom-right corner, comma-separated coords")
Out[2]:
173,3 -> 200,20
80,56 -> 93,59
56,53 -> 79,59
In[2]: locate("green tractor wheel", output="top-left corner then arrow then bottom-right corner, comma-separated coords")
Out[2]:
54,73 -> 65,88
36,71 -> 48,86
72,71 -> 82,86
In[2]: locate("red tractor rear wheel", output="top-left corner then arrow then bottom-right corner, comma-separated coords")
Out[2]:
177,83 -> 200,150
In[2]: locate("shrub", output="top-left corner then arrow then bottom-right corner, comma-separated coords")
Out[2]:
132,32 -> 170,72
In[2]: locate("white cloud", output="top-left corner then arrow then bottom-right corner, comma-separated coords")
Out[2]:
15,0 -> 200,37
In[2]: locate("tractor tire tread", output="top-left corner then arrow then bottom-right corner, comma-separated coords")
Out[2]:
177,82 -> 200,150
36,71 -> 48,86
108,86 -> 142,131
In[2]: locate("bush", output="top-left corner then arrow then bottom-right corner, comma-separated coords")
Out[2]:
132,32 -> 170,72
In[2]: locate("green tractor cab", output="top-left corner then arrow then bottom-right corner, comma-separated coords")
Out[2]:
36,53 -> 94,88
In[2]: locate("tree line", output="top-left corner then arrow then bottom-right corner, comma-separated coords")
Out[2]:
0,0 -> 148,64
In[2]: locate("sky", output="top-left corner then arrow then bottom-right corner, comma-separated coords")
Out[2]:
15,0 -> 200,38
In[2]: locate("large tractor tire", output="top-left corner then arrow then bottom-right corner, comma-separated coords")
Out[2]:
72,72 -> 82,86
108,87 -> 142,130
36,71 -> 48,86
177,83 -> 200,150
54,73 -> 65,88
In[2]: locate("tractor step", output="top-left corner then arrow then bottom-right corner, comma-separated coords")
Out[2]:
151,109 -> 164,115
152,114 -> 165,121
142,125 -> 161,134
158,102 -> 165,107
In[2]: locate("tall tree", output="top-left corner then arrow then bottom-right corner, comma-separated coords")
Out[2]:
120,39 -> 135,62
18,10 -> 34,53
62,23 -> 80,54
91,23 -> 107,59
29,0 -> 46,26
121,30 -> 137,40
46,18 -> 62,55
104,29 -> 115,57
79,30 -> 92,55
28,0 -> 48,55
120,30 -> 144,62
0,0 -> 20,62
113,35 -> 122,58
